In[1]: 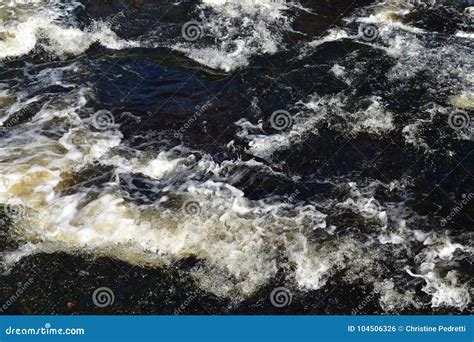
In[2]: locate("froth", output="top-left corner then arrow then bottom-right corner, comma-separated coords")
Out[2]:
172,0 -> 294,71
0,1 -> 138,60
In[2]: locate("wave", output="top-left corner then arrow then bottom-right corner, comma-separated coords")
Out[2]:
0,0 -> 472,311
0,0 -> 137,60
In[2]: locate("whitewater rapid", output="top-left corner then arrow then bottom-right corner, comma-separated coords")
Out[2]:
0,0 -> 472,311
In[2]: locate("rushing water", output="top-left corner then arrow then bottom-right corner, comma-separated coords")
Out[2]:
0,0 -> 472,314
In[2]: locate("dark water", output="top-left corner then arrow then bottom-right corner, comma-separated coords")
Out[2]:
0,0 -> 472,314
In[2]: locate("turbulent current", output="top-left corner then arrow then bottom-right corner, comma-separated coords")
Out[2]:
0,0 -> 472,314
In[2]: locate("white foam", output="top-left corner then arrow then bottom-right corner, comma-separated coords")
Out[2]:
406,238 -> 471,309
237,94 -> 394,159
0,1 -> 138,60
172,0 -> 295,71
0,89 -> 335,298
0,0 -> 472,310
308,28 -> 349,48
